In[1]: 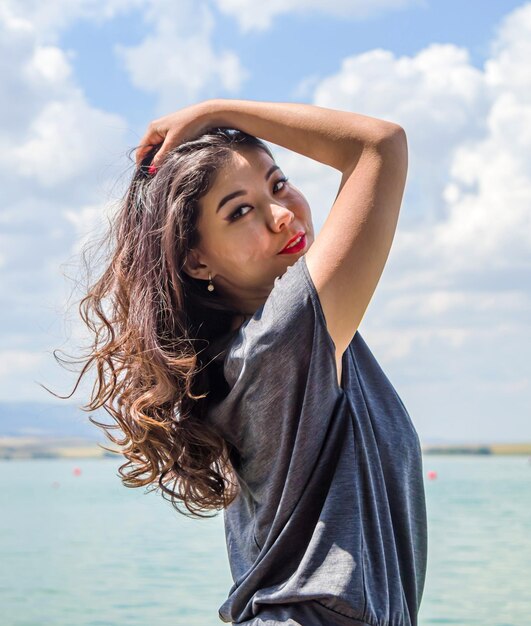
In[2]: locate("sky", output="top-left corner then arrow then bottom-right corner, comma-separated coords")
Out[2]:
0,0 -> 530,444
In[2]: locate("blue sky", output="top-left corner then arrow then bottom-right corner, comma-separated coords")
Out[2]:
62,0 -> 525,125
0,0 -> 530,444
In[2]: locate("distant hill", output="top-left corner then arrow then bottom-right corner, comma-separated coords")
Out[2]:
1,402 -> 529,449
0,401 -> 104,440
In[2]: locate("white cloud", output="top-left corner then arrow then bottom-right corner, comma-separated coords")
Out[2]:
293,9 -> 531,288
115,0 -> 249,114
0,0 -> 144,43
0,25 -> 67,133
63,202 -> 117,256
10,94 -> 126,187
430,14 -> 531,271
312,44 -> 489,221
0,350 -> 45,377
485,1 -> 531,98
214,0 -> 423,33
0,3 -> 133,405
0,13 -> 129,188
385,290 -> 530,318
0,346 -> 94,405
22,44 -> 73,84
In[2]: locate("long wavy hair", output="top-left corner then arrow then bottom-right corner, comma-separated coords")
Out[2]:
48,127 -> 276,518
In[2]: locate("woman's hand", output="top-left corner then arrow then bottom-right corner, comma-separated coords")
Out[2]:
135,100 -> 222,169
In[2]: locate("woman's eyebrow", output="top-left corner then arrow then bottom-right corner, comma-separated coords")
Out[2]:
216,164 -> 280,213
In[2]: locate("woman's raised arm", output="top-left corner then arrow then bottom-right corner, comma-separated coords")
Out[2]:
135,98 -> 398,171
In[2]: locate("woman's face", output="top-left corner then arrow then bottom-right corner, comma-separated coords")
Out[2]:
185,146 -> 315,315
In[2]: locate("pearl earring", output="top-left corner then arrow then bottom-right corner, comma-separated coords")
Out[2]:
207,271 -> 215,292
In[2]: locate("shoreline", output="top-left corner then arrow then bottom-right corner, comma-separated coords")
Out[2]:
1,436 -> 531,460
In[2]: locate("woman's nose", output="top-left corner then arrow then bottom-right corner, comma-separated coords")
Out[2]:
270,204 -> 295,230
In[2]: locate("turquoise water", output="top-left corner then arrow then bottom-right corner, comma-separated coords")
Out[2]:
1,455 -> 530,625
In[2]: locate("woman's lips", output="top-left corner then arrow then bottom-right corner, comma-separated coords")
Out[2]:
278,233 -> 306,254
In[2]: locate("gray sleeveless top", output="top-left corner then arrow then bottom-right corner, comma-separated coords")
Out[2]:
205,254 -> 427,626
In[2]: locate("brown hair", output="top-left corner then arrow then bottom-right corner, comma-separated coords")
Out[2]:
48,127 -> 275,518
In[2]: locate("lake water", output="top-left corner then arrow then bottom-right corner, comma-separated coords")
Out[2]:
1,455 -> 530,626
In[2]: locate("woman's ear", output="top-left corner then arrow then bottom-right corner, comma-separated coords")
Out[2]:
182,250 -> 209,281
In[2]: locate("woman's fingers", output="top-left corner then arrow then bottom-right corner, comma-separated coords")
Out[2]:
135,125 -> 166,166
134,101 -> 221,168
135,143 -> 153,166
135,121 -> 182,168
150,132 -> 179,169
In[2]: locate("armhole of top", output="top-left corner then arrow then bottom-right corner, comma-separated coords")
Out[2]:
300,254 -> 344,391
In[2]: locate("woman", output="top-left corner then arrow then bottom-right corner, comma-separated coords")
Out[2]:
64,99 -> 427,625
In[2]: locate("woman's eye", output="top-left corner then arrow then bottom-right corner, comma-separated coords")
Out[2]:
229,205 -> 253,221
274,176 -> 289,191
228,177 -> 290,222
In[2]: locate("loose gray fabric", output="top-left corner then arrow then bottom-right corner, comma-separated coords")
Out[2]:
205,254 -> 427,626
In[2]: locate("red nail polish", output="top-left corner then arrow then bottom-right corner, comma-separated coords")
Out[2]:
148,165 -> 158,175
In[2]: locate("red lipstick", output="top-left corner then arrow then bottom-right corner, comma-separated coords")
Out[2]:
278,231 -> 306,254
